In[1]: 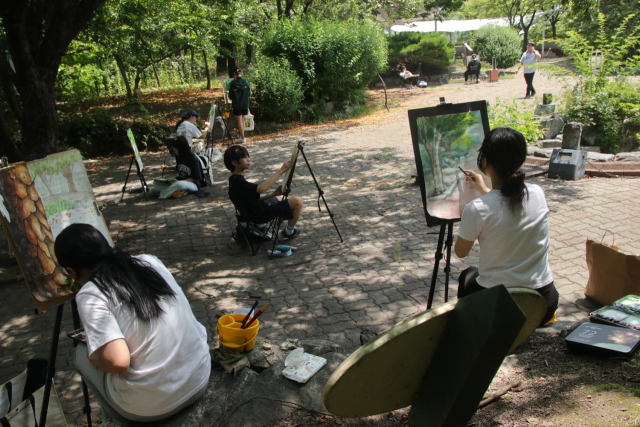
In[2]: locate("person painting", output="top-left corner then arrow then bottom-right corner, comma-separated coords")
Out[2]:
455,127 -> 559,325
229,67 -> 251,144
54,224 -> 211,426
175,109 -> 209,147
398,65 -> 417,88
154,135 -> 204,199
516,42 -> 541,99
464,54 -> 481,85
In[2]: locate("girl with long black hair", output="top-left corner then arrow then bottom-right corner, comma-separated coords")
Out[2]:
55,224 -> 210,425
153,135 -> 204,198
455,127 -> 559,325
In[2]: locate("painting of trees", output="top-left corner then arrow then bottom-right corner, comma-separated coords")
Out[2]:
416,112 -> 480,196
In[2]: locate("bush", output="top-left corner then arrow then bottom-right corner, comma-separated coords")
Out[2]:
261,18 -> 387,103
245,58 -> 304,120
58,111 -> 165,157
489,99 -> 546,145
387,32 -> 454,72
471,26 -> 522,69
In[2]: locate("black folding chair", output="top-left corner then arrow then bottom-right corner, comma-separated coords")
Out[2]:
230,201 -> 280,256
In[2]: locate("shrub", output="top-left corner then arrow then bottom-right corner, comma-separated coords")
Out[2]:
245,58 -> 304,120
261,18 -> 387,103
489,99 -> 546,144
558,14 -> 640,153
58,111 -> 165,157
387,32 -> 455,72
471,26 -> 522,69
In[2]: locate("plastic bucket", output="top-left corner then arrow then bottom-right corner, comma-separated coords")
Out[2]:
217,313 -> 259,352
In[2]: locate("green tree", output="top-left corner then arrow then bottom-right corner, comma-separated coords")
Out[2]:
388,32 -> 455,71
471,26 -> 522,69
0,0 -> 107,160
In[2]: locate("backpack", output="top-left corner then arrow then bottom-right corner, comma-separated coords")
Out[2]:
196,154 -> 213,187
212,116 -> 228,141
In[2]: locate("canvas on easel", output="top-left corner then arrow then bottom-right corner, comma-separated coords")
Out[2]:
281,143 -> 300,194
120,129 -> 149,202
0,163 -> 73,313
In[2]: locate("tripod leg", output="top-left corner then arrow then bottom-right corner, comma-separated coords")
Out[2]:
39,304 -> 64,427
443,222 -> 454,303
119,156 -> 135,203
427,224 -> 446,310
298,145 -> 344,242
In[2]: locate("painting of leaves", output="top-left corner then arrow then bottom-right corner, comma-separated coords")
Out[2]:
127,128 -> 144,172
27,149 -> 113,246
0,163 -> 73,312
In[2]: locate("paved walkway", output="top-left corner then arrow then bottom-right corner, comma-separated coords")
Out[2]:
1,78 -> 640,426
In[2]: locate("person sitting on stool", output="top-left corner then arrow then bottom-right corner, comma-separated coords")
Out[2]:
464,54 -> 481,84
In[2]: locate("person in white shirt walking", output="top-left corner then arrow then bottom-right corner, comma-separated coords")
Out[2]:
516,41 -> 542,99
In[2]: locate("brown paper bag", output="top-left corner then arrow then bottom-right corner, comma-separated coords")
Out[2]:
584,237 -> 640,306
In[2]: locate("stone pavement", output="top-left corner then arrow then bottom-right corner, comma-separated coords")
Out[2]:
1,86 -> 640,426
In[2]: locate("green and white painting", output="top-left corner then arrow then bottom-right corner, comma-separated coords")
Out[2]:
27,149 -> 113,245
127,128 -> 144,172
409,102 -> 490,224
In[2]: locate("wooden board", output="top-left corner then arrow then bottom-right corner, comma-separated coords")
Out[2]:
322,287 -> 546,418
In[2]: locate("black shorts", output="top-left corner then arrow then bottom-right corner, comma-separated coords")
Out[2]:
258,198 -> 293,222
233,108 -> 249,116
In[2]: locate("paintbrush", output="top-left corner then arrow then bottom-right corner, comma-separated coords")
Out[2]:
243,303 -> 269,329
241,299 -> 260,328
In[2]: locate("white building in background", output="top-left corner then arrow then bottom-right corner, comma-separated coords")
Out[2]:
390,18 -> 510,44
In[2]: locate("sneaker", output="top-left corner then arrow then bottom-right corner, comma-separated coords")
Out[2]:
250,226 -> 272,240
464,81 -> 469,85
531,91 -> 537,97
235,137 -> 246,143
524,95 -> 531,99
172,191 -> 184,198
279,227 -> 300,239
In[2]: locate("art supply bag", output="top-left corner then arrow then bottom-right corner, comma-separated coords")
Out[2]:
585,233 -> 640,306
1,367 -> 67,427
244,110 -> 255,132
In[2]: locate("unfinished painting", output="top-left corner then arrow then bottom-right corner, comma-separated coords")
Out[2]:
127,129 -> 144,172
0,163 -> 73,312
27,149 -> 113,245
410,102 -> 490,225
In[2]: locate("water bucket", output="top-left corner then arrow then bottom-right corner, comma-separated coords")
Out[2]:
216,313 -> 259,352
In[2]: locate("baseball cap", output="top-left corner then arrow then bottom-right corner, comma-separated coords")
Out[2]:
527,41 -> 536,46
184,109 -> 200,117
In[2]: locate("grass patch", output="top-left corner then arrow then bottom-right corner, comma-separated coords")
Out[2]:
591,382 -> 640,398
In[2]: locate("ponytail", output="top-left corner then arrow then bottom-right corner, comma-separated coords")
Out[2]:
175,116 -> 188,132
500,169 -> 528,212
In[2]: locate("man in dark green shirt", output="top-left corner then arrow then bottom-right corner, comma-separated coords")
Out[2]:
229,67 -> 251,143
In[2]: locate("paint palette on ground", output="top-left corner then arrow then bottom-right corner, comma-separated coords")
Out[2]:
408,101 -> 490,227
0,149 -> 111,312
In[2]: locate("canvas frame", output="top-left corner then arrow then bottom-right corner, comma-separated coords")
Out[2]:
408,101 -> 490,227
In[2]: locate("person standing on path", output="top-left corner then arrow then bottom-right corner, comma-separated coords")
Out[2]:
229,67 -> 251,143
516,41 -> 541,99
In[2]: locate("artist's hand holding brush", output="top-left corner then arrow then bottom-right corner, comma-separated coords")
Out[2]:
461,169 -> 490,195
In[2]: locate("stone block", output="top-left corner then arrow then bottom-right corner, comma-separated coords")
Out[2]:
540,139 -> 562,148
581,125 -> 598,146
535,104 -> 556,115
616,152 -> 640,162
562,122 -> 583,150
536,114 -> 564,139
587,152 -> 615,162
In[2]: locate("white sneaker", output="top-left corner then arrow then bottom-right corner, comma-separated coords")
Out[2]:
235,137 -> 245,143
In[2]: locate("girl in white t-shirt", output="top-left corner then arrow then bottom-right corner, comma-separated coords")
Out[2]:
55,224 -> 211,425
175,109 -> 209,147
455,127 -> 558,325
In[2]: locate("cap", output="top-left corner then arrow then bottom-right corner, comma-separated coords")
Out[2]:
184,109 -> 200,117
527,41 -> 536,46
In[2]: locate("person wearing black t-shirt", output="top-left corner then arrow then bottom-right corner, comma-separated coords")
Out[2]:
153,136 -> 204,199
224,145 -> 303,239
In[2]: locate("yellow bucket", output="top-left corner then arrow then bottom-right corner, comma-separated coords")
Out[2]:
223,112 -> 230,118
216,313 -> 259,352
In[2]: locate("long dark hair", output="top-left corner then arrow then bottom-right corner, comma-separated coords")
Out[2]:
54,224 -> 175,320
173,135 -> 191,164
477,127 -> 528,211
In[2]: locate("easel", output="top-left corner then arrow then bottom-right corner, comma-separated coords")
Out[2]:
119,155 -> 149,203
272,140 -> 343,254
426,220 -> 458,309
38,300 -> 92,427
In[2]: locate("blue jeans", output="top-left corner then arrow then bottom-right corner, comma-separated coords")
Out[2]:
74,345 -> 207,426
153,179 -> 198,199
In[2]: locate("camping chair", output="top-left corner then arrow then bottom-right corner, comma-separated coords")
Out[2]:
230,200 -> 280,256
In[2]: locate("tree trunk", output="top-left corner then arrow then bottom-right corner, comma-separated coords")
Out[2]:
0,110 -> 22,161
0,0 -> 108,158
60,164 -> 78,192
134,71 -> 142,91
203,49 -> 211,89
245,44 -> 253,64
114,54 -> 133,98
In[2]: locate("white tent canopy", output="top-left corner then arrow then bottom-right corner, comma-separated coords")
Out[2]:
390,18 -> 510,34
